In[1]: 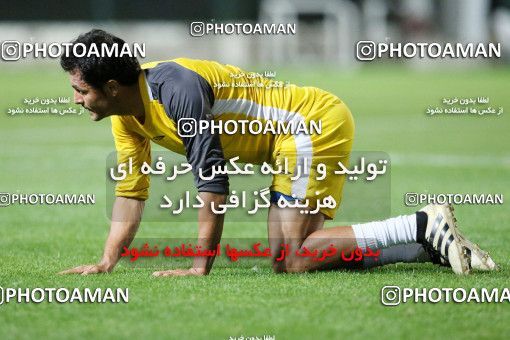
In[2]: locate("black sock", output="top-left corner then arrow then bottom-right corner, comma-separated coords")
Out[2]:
415,211 -> 428,244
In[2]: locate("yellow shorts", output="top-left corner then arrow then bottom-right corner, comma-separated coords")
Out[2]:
270,94 -> 355,219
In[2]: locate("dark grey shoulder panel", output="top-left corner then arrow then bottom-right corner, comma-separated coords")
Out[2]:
145,61 -> 215,108
145,62 -> 228,194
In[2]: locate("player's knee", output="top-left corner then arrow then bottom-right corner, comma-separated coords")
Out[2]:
285,259 -> 308,273
271,257 -> 307,273
272,266 -> 286,274
272,260 -> 287,273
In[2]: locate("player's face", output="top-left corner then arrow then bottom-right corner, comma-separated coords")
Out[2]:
69,70 -> 114,121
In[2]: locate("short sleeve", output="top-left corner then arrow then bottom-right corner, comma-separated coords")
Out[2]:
111,116 -> 151,200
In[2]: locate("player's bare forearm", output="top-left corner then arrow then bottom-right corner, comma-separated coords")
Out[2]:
193,192 -> 226,274
59,196 -> 144,275
100,196 -> 145,269
153,192 -> 225,277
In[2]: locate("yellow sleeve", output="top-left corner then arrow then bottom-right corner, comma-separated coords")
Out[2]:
111,116 -> 151,200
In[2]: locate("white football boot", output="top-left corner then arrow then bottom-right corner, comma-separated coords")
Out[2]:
419,204 -> 470,275
447,205 -> 498,271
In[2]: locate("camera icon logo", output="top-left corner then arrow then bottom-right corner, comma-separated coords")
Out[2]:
177,118 -> 198,138
356,41 -> 376,61
0,193 -> 11,207
381,286 -> 401,306
404,193 -> 419,207
1,41 -> 21,61
190,22 -> 206,37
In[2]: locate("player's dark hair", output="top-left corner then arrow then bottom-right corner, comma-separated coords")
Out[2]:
60,29 -> 140,89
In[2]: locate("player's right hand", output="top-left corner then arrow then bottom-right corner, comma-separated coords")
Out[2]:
58,263 -> 112,275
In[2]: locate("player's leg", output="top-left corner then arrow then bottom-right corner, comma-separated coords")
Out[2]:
268,203 -> 473,274
268,201 -> 423,273
268,205 -> 432,272
268,97 -> 494,274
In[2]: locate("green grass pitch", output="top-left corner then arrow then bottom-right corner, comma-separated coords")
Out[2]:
0,64 -> 509,339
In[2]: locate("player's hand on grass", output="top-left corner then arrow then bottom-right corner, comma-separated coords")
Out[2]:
152,267 -> 207,277
58,263 -> 112,275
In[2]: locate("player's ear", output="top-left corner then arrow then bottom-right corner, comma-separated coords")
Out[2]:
104,80 -> 120,97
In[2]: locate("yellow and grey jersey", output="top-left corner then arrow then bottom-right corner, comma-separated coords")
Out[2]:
111,58 -> 348,201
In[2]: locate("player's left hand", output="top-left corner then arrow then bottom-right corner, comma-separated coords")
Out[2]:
152,267 -> 207,277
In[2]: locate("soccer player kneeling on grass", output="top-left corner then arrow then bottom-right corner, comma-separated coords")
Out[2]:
59,29 -> 497,277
